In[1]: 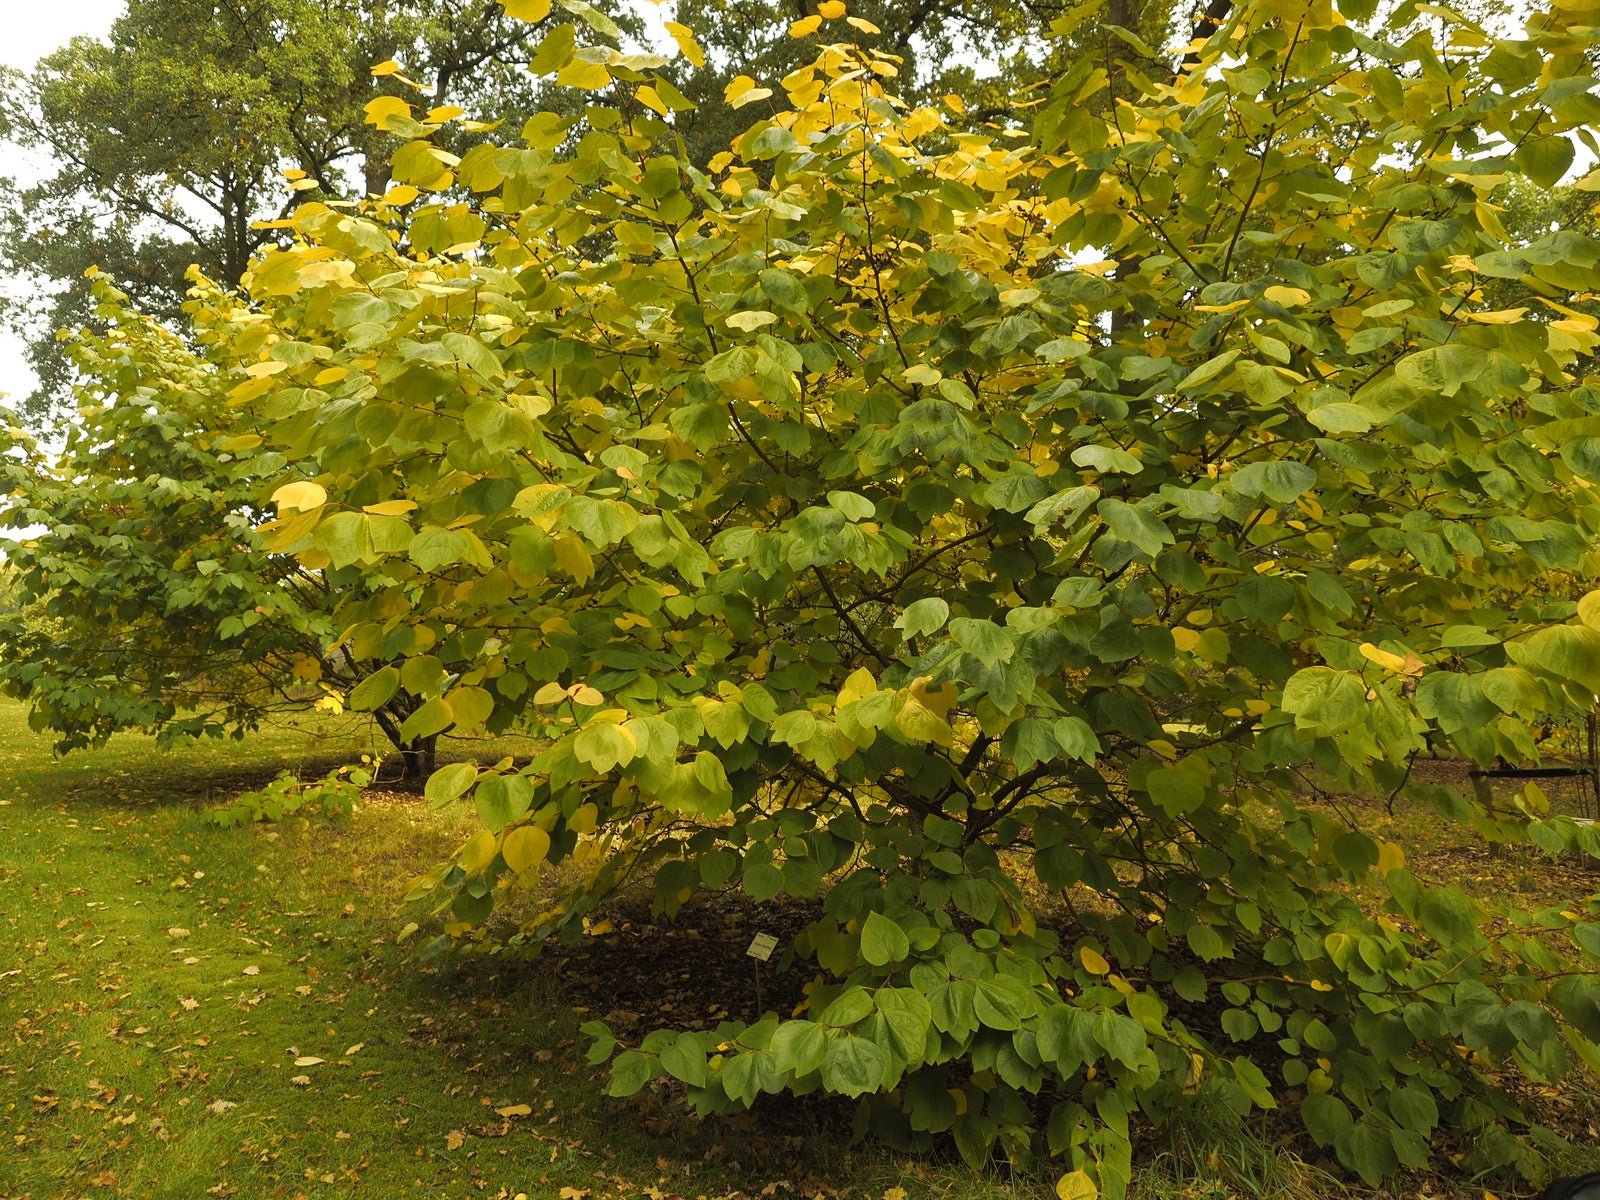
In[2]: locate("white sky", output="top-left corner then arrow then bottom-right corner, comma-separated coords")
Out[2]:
0,3 -> 126,410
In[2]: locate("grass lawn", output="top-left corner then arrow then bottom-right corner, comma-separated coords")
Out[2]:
0,700 -> 1045,1200
2,697 -> 1598,1200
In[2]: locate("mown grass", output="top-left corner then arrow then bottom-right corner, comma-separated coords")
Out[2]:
0,701 -> 1050,1200
2,699 -> 1596,1200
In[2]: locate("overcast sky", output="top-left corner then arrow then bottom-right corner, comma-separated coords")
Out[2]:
0,3 -> 126,410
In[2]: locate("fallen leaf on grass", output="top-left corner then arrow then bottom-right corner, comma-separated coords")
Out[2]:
293,1056 -> 325,1067
180,998 -> 200,1011
344,1042 -> 364,1055
445,1129 -> 466,1151
167,927 -> 190,940
206,1099 -> 237,1115
496,1103 -> 532,1117
242,965 -> 260,976
289,1075 -> 311,1087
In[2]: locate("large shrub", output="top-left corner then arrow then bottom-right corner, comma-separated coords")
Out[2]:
33,0 -> 1600,1190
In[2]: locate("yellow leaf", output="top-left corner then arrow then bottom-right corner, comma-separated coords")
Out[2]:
1171,627 -> 1201,653
902,364 -> 941,386
571,684 -> 605,706
910,676 -> 958,719
896,698 -> 953,747
943,93 -> 966,114
569,802 -> 599,834
460,830 -> 497,874
499,0 -> 552,19
836,667 -> 877,708
313,366 -> 349,387
730,86 -> 773,110
726,310 -> 777,331
1465,307 -> 1527,324
364,95 -> 411,129
789,15 -> 822,36
553,534 -> 594,583
362,499 -> 417,516
1079,946 -> 1110,975
294,1056 -> 325,1067
370,59 -> 402,76
503,826 -> 551,872
1579,590 -> 1600,631
724,74 -> 757,102
556,59 -> 611,90
663,20 -> 705,67
846,15 -> 881,31
1377,841 -> 1406,874
1359,642 -> 1409,674
272,481 -> 328,513
1057,1169 -> 1098,1200
382,184 -> 420,205
533,682 -> 567,705
496,1103 -> 533,1117
817,0 -> 846,16
1263,285 -> 1311,307
636,85 -> 669,117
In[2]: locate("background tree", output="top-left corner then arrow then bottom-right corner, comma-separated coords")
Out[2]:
0,0 -> 604,423
0,276 -> 443,779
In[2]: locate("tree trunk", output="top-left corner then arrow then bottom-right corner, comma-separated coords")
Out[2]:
398,735 -> 437,786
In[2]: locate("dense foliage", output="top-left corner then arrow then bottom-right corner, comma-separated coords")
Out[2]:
8,0 -> 1600,1192
0,284 -> 441,776
0,0 -> 605,420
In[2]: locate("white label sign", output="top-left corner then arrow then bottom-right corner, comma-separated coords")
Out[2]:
746,932 -> 779,962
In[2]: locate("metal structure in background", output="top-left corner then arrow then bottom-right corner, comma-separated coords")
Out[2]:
1469,712 -> 1600,824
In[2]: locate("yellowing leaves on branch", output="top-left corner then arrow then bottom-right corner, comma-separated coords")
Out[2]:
6,0 -> 1600,1195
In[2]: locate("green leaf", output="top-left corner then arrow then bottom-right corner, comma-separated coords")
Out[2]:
399,697 -> 454,742
1417,887 -> 1478,947
896,597 -> 950,640
873,988 -> 933,1062
1508,625 -> 1600,694
1093,1012 -> 1146,1068
659,1033 -> 708,1087
574,723 -> 638,773
1281,668 -> 1366,737
973,977 -> 1032,1031
347,667 -> 400,712
821,1035 -> 886,1097
1301,1093 -> 1353,1147
1230,460 -> 1317,505
474,774 -> 533,831
608,1050 -> 653,1096
1096,499 -> 1172,557
426,762 -> 478,808
769,1021 -> 829,1076
949,618 -> 1014,667
1515,135 -> 1576,188
860,911 -> 910,967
